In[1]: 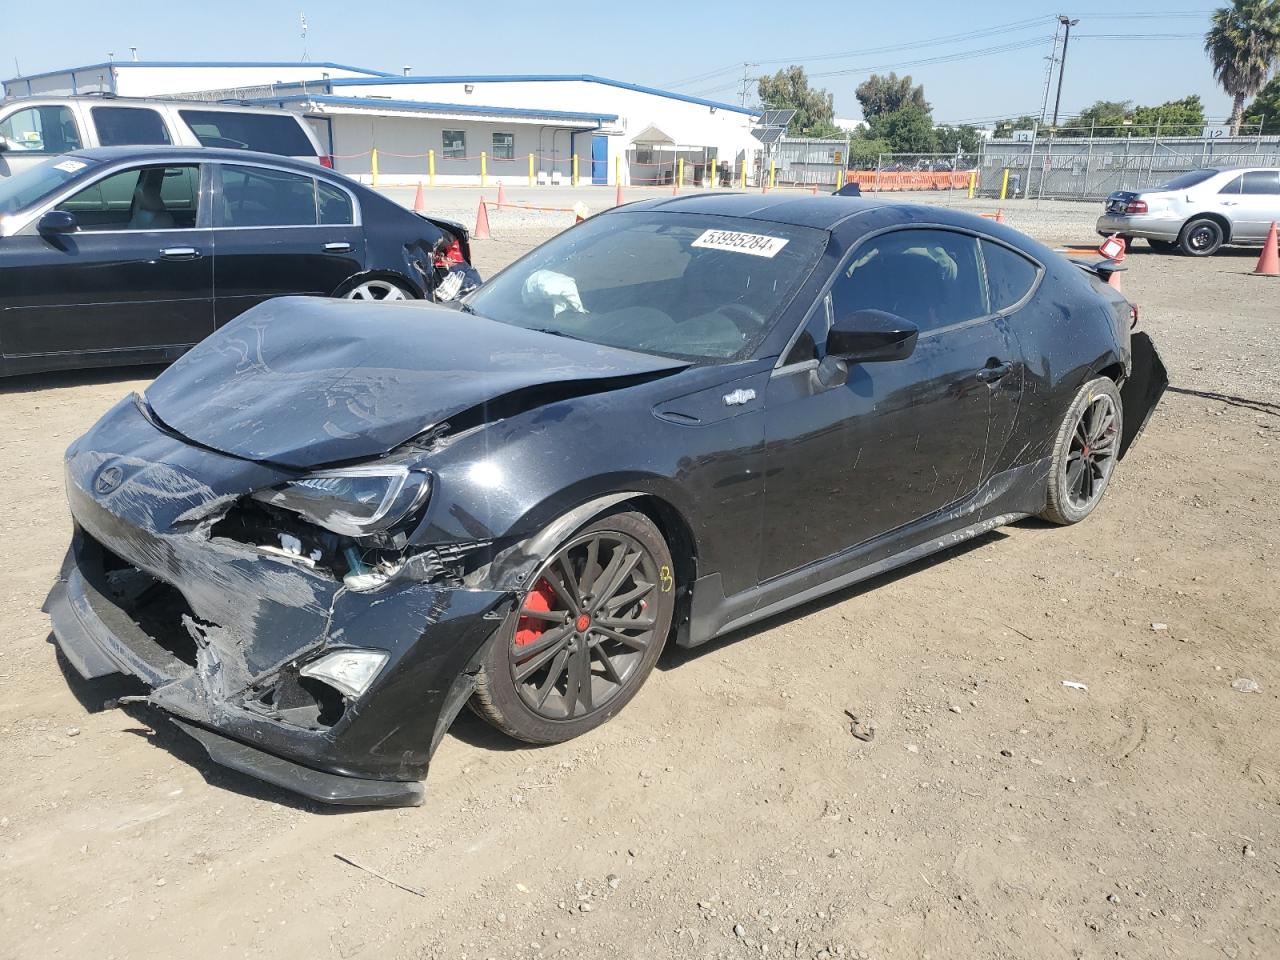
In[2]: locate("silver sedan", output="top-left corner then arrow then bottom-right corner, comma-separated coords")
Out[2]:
1096,167 -> 1280,256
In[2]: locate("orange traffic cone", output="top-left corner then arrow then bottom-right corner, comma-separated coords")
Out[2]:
1254,221 -> 1279,277
810,185 -> 817,195
496,181 -> 507,209
474,197 -> 491,240
994,208 -> 1006,224
615,181 -> 625,206
412,182 -> 426,213
672,184 -> 679,196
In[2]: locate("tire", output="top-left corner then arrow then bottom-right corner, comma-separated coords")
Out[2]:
1147,238 -> 1178,254
1041,377 -> 1124,525
471,510 -> 676,744
1177,218 -> 1224,257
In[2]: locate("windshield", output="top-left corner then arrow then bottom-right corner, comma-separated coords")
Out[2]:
1156,169 -> 1218,191
0,155 -> 97,217
465,211 -> 828,361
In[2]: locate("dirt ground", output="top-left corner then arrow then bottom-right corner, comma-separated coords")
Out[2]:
1,201 -> 1277,960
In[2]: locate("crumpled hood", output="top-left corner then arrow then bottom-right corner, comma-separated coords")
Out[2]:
145,297 -> 685,468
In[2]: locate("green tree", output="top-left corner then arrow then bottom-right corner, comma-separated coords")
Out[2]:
855,72 -> 930,120
931,124 -> 985,154
1059,99 -> 1134,136
867,104 -> 937,153
757,66 -> 841,137
1244,73 -> 1280,131
1205,0 -> 1280,134
1130,95 -> 1207,135
846,133 -> 894,166
992,115 -> 1038,138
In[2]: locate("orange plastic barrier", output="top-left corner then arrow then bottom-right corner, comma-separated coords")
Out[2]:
842,170 -> 973,192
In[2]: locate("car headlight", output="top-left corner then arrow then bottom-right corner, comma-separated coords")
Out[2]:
300,649 -> 389,698
252,466 -> 430,538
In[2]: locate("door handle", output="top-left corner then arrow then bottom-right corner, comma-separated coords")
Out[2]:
160,246 -> 200,260
324,242 -> 352,253
976,361 -> 1012,383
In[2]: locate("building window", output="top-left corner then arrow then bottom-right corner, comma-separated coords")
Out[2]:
492,132 -> 515,161
442,130 -> 466,160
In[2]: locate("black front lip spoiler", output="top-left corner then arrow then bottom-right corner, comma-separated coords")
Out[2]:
48,570 -> 426,808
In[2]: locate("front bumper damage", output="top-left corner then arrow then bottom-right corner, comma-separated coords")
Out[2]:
47,397 -> 510,807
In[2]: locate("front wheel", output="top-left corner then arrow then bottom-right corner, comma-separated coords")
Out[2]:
1041,377 -> 1124,525
1178,218 -> 1224,257
342,279 -> 413,300
471,510 -> 675,744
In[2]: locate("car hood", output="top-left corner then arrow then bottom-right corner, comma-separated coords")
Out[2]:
145,297 -> 687,468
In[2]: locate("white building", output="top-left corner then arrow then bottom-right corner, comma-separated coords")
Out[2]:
2,62 -> 762,186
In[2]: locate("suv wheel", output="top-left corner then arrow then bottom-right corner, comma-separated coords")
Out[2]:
1178,218 -> 1224,256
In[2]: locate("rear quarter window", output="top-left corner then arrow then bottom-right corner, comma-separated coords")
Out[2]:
179,110 -> 314,156
981,240 -> 1040,312
91,107 -> 171,146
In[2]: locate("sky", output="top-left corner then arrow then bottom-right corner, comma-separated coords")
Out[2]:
0,0 -> 1233,126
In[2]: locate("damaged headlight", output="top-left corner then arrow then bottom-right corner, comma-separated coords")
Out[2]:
252,466 -> 430,538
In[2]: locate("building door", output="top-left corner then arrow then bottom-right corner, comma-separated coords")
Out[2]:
591,135 -> 608,185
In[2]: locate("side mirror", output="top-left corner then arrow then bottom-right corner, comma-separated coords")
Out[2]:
38,210 -> 78,235
827,309 -> 918,363
0,135 -> 12,152
815,309 -> 918,389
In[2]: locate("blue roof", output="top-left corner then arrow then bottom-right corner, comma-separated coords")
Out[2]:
327,74 -> 760,116
3,61 -> 394,85
254,94 -> 617,124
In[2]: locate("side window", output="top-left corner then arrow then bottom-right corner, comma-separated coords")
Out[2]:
442,130 -> 466,160
1241,171 -> 1280,195
981,240 -> 1040,312
317,180 -> 354,225
0,105 -> 81,153
220,165 -> 317,227
492,132 -> 515,161
91,107 -> 171,147
831,228 -> 987,333
1218,175 -> 1244,195
179,110 -> 314,156
56,165 -> 199,231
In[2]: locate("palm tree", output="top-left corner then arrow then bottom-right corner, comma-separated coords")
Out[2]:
1205,0 -> 1280,134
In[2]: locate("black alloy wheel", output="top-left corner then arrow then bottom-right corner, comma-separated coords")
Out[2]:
1041,377 -> 1124,525
471,510 -> 675,743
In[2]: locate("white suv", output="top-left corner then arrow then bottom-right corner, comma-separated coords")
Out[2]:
0,96 -> 327,179
1096,167 -> 1280,256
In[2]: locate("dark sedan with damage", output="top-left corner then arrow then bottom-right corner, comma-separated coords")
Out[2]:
0,146 -> 475,377
47,194 -> 1166,806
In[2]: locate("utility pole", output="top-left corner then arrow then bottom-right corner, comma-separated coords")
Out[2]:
1038,19 -> 1063,126
1051,15 -> 1079,129
739,62 -> 759,108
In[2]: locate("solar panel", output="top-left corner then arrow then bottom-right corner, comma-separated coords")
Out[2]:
760,109 -> 797,127
752,126 -> 785,144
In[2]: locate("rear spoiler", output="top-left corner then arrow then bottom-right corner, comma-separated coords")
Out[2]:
1069,257 -> 1127,282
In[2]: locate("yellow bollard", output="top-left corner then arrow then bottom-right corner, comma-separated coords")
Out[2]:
370,148 -> 379,188
428,149 -> 435,188
999,168 -> 1010,201
677,157 -> 684,190
572,154 -> 579,186
528,153 -> 535,187
615,155 -> 621,187
480,152 -> 487,188
740,163 -> 746,189
967,169 -> 976,200
769,160 -> 776,189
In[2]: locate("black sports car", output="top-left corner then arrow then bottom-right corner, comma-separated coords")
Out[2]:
0,146 -> 475,377
47,194 -> 1166,807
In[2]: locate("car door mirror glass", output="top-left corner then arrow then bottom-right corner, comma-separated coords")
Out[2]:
38,210 -> 79,235
827,309 -> 919,363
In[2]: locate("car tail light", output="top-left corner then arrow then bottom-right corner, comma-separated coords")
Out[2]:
319,155 -> 334,169
433,238 -> 466,268
1125,199 -> 1148,214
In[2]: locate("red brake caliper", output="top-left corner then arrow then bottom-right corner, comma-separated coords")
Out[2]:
515,578 -> 559,647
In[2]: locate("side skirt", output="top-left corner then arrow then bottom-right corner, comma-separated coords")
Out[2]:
683,458 -> 1050,647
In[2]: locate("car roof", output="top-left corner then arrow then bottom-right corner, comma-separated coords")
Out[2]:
66,144 -> 321,169
4,95 -> 298,115
617,192 -> 1009,235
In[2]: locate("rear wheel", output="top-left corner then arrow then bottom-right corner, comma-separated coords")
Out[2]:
1041,377 -> 1124,525
471,510 -> 675,744
1178,218 -> 1224,257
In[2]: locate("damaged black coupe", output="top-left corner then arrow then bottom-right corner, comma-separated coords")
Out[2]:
48,194 -> 1167,807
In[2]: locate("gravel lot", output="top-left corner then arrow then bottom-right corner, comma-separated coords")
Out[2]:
0,192 -> 1277,960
